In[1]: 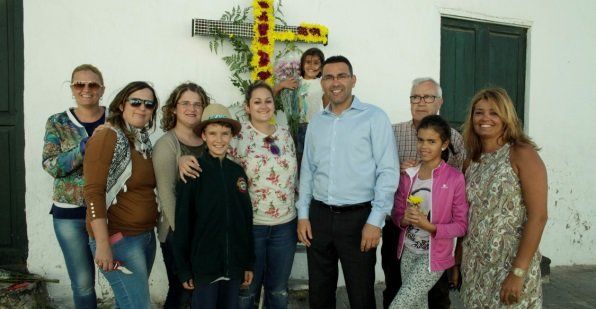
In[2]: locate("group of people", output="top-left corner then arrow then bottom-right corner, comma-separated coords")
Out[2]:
42,49 -> 547,309
380,78 -> 547,309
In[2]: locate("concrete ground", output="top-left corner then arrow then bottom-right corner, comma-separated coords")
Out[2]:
32,265 -> 595,308
287,265 -> 596,309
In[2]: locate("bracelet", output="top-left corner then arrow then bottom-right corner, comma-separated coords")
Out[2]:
511,267 -> 526,278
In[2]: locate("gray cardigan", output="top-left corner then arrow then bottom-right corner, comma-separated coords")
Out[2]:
153,130 -> 182,243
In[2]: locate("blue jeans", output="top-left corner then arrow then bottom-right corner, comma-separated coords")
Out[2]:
238,219 -> 297,309
53,218 -> 97,309
160,230 -> 192,308
192,279 -> 241,309
89,231 -> 156,309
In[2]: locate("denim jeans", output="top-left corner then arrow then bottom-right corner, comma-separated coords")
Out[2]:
53,218 -> 97,309
192,279 -> 241,309
160,230 -> 192,308
238,219 -> 297,309
89,231 -> 156,309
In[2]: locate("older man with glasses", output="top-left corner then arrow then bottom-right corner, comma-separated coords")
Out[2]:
381,77 -> 466,309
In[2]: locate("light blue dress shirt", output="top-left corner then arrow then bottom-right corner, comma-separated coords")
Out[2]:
297,96 -> 399,228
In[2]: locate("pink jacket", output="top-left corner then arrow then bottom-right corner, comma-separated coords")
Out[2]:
392,161 -> 469,271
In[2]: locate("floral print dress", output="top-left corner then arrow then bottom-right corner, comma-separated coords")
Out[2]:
229,122 -> 297,225
461,143 -> 542,308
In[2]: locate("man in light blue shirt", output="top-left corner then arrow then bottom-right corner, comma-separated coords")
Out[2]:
296,55 -> 399,308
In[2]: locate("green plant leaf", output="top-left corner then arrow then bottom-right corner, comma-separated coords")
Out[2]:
206,1 -> 297,114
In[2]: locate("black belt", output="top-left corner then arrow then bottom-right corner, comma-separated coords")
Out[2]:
312,200 -> 371,213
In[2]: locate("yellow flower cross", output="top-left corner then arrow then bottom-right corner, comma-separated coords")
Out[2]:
192,0 -> 329,85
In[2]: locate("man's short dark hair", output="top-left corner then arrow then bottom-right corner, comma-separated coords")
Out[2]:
322,55 -> 353,75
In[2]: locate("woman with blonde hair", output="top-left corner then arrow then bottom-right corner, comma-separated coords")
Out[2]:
43,64 -> 106,308
460,88 -> 547,307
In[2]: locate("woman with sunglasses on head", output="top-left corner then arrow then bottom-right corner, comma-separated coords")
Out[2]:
153,83 -> 209,308
42,64 -> 106,309
83,81 -> 159,308
235,81 -> 298,309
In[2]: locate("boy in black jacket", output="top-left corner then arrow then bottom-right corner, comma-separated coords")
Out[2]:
173,103 -> 253,309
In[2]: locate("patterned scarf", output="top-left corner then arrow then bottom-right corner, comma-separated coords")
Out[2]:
105,125 -> 152,209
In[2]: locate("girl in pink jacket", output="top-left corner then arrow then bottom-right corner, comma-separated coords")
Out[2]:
389,115 -> 469,308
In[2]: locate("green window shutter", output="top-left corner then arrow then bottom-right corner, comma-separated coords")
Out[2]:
0,0 -> 27,267
441,17 -> 527,130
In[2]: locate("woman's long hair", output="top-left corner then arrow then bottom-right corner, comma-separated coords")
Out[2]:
462,87 -> 537,162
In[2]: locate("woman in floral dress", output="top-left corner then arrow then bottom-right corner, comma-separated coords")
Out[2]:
232,81 -> 298,309
460,88 -> 547,308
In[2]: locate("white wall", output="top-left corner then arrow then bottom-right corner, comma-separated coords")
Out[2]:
24,0 -> 596,305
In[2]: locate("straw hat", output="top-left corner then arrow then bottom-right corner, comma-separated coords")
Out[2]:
195,103 -> 241,136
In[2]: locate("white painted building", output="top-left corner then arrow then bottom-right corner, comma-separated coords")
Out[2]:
19,0 -> 595,305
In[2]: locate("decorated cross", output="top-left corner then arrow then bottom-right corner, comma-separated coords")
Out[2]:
192,0 -> 328,85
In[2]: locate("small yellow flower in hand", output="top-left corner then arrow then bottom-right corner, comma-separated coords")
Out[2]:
407,195 -> 424,208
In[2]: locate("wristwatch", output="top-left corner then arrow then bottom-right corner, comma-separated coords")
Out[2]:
511,267 -> 526,278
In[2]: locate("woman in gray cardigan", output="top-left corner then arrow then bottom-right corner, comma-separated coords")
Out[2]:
153,82 -> 210,308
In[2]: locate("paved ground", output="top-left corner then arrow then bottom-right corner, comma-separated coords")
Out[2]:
540,266 -> 596,309
34,265 -> 596,308
287,265 -> 596,308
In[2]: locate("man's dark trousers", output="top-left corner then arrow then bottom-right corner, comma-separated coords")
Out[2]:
306,200 -> 376,309
381,221 -> 451,309
381,220 -> 401,308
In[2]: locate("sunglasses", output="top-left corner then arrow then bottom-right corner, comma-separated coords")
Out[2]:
264,136 -> 280,155
127,98 -> 157,109
71,81 -> 103,91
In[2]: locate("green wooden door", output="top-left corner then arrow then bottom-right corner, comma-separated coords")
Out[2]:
440,17 -> 527,130
0,0 -> 26,266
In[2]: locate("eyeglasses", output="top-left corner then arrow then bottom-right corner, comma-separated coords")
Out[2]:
70,81 -> 103,91
127,98 -> 156,109
264,136 -> 280,155
321,73 -> 351,82
410,95 -> 439,104
177,101 -> 203,109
